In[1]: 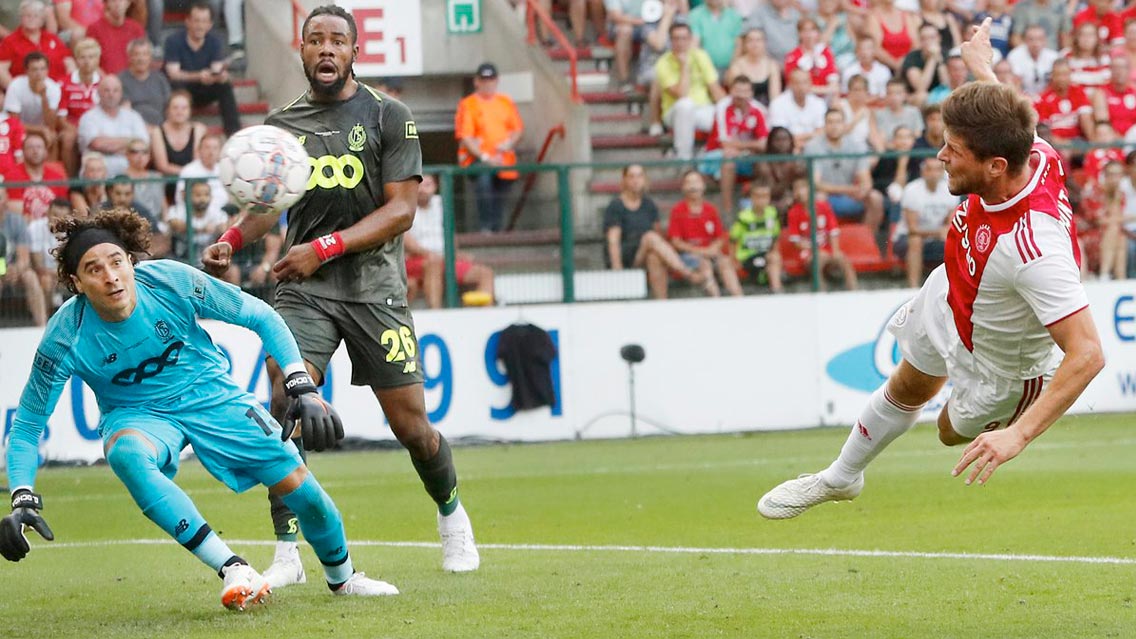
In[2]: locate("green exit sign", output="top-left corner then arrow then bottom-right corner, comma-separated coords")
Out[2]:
447,0 -> 482,34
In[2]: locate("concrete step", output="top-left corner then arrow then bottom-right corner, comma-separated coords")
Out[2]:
590,112 -> 645,136
592,133 -> 670,150
591,145 -> 673,164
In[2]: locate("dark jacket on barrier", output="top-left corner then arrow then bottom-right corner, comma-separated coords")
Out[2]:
496,323 -> 557,410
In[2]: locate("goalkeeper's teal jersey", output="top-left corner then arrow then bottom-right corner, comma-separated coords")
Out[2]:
6,259 -> 303,490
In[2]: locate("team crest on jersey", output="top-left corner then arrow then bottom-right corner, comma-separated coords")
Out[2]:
297,135 -> 306,146
974,224 -> 993,253
154,320 -> 173,343
348,123 -> 366,152
405,121 -> 419,139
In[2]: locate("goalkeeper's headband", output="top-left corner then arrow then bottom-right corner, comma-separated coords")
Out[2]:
62,227 -> 128,277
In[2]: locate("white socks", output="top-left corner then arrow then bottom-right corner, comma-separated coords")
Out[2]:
821,386 -> 924,487
273,540 -> 299,562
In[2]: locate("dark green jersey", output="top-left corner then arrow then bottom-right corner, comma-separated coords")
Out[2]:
266,84 -> 422,303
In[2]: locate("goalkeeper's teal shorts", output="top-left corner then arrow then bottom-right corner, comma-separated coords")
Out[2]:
98,386 -> 303,493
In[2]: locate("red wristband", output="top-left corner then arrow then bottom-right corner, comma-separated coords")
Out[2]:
310,232 -> 345,262
218,227 -> 244,252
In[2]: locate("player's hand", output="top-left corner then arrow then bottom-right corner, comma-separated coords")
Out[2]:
960,17 -> 996,81
951,427 -> 1028,485
0,490 -> 54,562
282,371 -> 344,452
273,243 -> 323,283
202,241 -> 233,278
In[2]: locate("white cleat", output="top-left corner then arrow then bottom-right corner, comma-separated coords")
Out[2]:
262,549 -> 307,590
439,504 -> 480,573
220,563 -> 271,611
333,572 -> 400,596
757,473 -> 865,520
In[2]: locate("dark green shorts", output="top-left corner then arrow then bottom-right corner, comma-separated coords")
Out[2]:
275,288 -> 425,388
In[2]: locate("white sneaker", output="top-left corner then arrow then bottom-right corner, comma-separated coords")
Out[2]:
333,572 -> 400,596
438,504 -> 480,572
647,122 -> 664,136
220,563 -> 270,611
262,544 -> 306,590
757,473 -> 865,520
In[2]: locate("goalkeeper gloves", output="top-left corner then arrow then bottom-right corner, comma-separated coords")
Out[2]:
282,371 -> 344,452
0,490 -> 54,562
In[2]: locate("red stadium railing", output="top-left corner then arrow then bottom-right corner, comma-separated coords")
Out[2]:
524,0 -> 581,102
507,123 -> 566,231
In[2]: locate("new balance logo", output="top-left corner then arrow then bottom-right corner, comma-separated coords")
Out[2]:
103,353 -> 117,365
856,422 -> 872,441
174,519 -> 189,536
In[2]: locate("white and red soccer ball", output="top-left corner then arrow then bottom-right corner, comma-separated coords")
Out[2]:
219,125 -> 310,215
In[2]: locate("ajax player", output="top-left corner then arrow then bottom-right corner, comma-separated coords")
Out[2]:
758,19 -> 1105,519
1,210 -> 398,609
202,4 -> 479,584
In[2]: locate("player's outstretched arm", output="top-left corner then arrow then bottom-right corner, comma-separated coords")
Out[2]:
953,308 -> 1104,484
201,205 -> 283,278
960,17 -> 997,84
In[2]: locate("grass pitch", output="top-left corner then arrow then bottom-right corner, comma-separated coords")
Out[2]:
2,413 -> 1135,638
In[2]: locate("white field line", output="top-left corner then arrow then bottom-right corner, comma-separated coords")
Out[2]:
35,434 -> 1136,503
31,538 -> 1136,566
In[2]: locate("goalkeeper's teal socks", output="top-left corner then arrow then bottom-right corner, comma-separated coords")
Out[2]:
106,434 -> 236,571
279,472 -> 354,585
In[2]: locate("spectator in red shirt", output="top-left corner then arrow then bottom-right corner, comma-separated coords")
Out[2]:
4,131 -> 66,219
0,0 -> 74,88
57,35 -> 99,176
666,170 -> 744,297
699,75 -> 769,216
784,17 -> 840,100
53,0 -> 104,41
1072,0 -> 1123,48
0,108 -> 25,173
1064,21 -> 1111,90
784,177 -> 858,291
1083,121 -> 1125,184
1093,56 -> 1136,137
1033,59 -> 1093,145
85,0 -> 142,75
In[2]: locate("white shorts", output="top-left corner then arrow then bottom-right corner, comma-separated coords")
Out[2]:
887,266 -> 1053,439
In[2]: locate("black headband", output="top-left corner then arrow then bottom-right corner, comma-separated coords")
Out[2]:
62,227 -> 128,276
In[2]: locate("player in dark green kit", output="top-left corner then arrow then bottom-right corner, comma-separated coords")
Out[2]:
203,5 -> 479,587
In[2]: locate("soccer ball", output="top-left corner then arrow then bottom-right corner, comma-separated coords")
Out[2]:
219,125 -> 310,215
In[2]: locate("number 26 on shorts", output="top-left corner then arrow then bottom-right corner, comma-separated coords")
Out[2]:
381,326 -> 418,374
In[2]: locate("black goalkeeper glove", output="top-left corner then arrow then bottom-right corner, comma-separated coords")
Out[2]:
0,490 -> 54,562
282,371 -> 344,452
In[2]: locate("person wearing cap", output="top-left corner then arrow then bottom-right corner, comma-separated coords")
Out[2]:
455,61 -> 524,232
0,207 -> 400,608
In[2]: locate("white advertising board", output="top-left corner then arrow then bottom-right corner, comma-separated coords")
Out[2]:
333,0 -> 422,77
3,282 -> 1136,466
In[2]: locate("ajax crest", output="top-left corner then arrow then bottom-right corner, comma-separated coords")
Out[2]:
975,224 -> 993,254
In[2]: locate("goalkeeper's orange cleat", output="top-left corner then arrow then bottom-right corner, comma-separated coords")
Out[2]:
220,563 -> 271,611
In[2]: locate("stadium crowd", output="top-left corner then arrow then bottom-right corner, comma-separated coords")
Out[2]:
543,0 -> 1136,297
5,0 -> 1136,322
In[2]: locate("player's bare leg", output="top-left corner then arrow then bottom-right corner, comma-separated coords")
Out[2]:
936,405 -> 972,446
758,361 -> 946,519
377,383 -> 480,572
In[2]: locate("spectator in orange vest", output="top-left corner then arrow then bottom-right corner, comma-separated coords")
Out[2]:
455,62 -> 524,232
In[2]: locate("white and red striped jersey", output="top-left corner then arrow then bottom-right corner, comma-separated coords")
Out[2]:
705,97 -> 769,152
943,138 -> 1088,380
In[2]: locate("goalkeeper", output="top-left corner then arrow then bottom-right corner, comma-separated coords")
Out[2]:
1,209 -> 397,610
